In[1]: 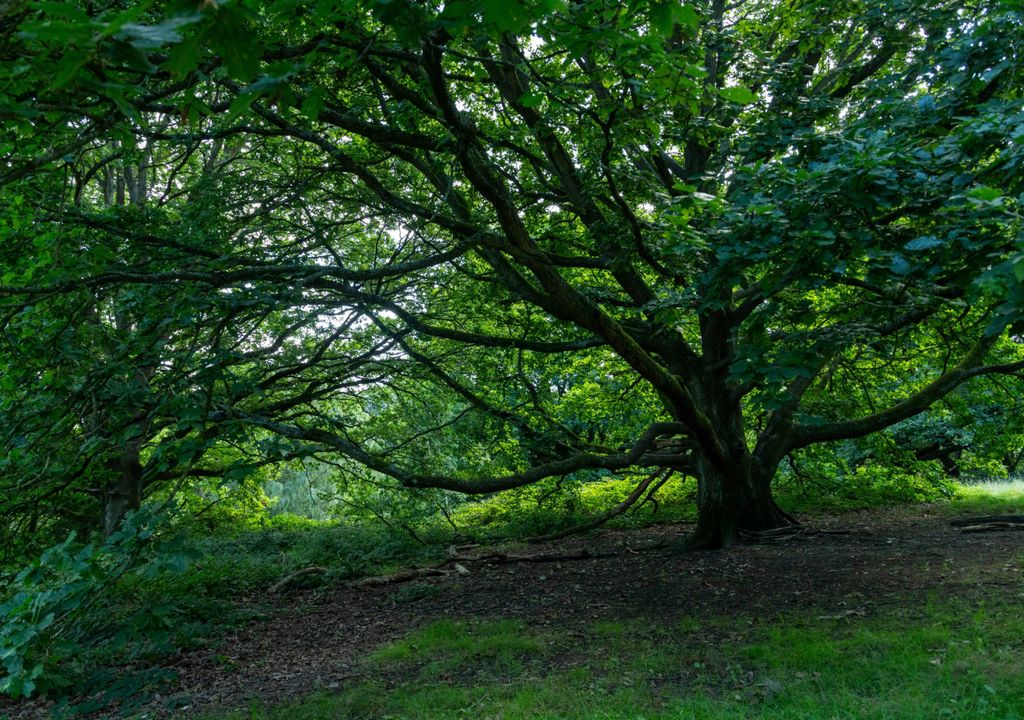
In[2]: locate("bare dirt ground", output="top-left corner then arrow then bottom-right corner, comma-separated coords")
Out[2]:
4,504 -> 1023,718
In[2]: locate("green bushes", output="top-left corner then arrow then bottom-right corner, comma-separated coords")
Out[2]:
775,440 -> 958,514
0,510 -> 191,705
444,473 -> 698,540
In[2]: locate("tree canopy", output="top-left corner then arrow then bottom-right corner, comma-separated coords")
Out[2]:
1,0 -> 1023,551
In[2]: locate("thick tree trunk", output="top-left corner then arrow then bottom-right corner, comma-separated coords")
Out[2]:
688,451 -> 793,549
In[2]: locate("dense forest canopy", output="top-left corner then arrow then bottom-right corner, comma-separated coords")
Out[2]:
1,0 -> 1023,555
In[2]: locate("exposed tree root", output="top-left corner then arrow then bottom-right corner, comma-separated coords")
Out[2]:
737,525 -> 809,543
736,525 -> 860,544
447,548 -> 619,564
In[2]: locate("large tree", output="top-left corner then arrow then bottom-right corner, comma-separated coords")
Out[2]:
2,0 -> 1023,547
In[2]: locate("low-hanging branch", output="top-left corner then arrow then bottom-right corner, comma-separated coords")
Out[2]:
525,467 -> 676,544
235,414 -> 691,495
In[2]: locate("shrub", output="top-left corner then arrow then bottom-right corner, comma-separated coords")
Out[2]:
0,510 -> 192,702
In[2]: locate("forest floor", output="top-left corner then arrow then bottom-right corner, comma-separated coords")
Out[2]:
172,502 -> 1022,717
4,500 -> 1023,719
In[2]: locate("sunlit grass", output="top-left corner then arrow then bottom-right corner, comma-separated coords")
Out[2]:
948,476 -> 1024,515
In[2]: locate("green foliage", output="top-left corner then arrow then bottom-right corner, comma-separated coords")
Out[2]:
167,514 -> 446,593
171,475 -> 276,533
0,510 -> 191,704
1,0 -> 1024,710
444,473 -> 697,540
4,0 -> 1024,557
778,438 -> 958,514
950,477 -> 1024,516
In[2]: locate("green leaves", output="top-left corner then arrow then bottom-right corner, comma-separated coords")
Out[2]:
647,1 -> 700,36
207,6 -> 262,82
300,87 -> 327,121
0,512 -> 193,703
49,50 -> 89,89
1,0 -> 1023,651
479,0 -> 535,32
905,235 -> 944,252
719,85 -> 758,105
436,0 -> 567,33
966,186 -> 1005,206
369,0 -> 430,45
518,90 -> 544,108
116,15 -> 200,49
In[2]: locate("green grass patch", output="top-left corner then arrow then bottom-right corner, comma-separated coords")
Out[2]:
371,618 -> 546,680
948,478 -> 1024,516
205,599 -> 1024,720
13,476 -> 1024,711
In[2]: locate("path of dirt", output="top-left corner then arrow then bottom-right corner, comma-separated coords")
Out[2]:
5,505 -> 1023,718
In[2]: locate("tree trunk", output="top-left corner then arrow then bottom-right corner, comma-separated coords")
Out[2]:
688,451 -> 793,549
101,456 -> 143,537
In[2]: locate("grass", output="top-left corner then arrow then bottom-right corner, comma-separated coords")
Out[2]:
205,599 -> 1024,720
948,478 -> 1024,516
371,618 -> 546,679
96,478 -> 1024,679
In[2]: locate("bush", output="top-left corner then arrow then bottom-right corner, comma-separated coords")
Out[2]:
0,510 -> 192,703
445,472 -> 698,540
777,440 -> 957,514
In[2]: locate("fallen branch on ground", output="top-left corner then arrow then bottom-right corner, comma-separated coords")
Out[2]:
448,548 -> 619,563
345,546 -> 639,590
950,515 -> 1024,527
959,522 -> 1024,534
269,566 -> 328,593
348,567 -> 449,587
272,541 -> 666,593
738,526 -> 808,543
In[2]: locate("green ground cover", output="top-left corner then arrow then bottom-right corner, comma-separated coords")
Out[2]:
208,599 -> 1024,720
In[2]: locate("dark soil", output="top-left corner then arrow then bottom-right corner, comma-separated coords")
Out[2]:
4,504 -> 1023,718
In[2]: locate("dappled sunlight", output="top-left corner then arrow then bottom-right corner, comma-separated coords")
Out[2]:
959,476 -> 1024,499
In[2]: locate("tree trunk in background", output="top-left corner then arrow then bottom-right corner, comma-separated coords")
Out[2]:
102,455 -> 143,537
